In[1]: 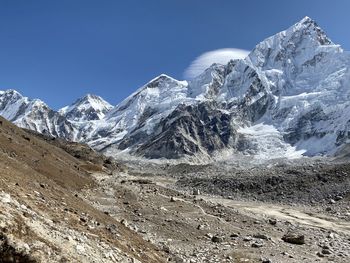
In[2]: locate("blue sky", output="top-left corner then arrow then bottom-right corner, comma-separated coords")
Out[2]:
0,0 -> 349,109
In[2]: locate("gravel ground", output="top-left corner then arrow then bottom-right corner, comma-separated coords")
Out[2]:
82,157 -> 350,263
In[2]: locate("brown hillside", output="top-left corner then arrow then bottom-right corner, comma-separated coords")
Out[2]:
0,116 -> 165,262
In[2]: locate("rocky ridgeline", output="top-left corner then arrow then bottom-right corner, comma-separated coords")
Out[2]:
1,17 -> 350,161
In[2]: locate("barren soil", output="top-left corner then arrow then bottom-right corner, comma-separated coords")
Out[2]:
82,160 -> 350,263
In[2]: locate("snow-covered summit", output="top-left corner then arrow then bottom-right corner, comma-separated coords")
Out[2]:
105,73 -> 189,134
60,94 -> 113,122
0,89 -> 49,121
240,16 -> 350,155
0,89 -> 75,139
0,89 -> 22,98
247,16 -> 334,70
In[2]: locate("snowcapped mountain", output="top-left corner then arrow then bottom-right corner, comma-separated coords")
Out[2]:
0,90 -> 75,138
59,94 -> 113,122
1,16 -> 350,161
244,16 -> 350,156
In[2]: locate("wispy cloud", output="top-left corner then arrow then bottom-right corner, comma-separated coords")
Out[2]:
184,48 -> 250,79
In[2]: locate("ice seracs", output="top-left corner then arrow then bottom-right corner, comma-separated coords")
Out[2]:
1,16 -> 350,161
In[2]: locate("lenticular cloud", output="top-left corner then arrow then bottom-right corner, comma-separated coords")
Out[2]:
184,48 -> 250,79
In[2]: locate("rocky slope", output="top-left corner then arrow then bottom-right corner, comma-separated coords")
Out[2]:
0,116 -> 166,262
1,16 -> 350,161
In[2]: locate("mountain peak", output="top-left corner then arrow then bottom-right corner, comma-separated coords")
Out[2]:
145,74 -> 182,88
81,93 -> 103,101
299,16 -> 314,25
129,74 -> 188,97
297,16 -> 322,30
59,94 -> 113,122
74,93 -> 97,101
247,16 -> 335,69
288,16 -> 332,45
158,73 -> 173,79
0,89 -> 23,99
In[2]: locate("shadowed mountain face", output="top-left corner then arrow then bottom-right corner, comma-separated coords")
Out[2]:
134,102 -> 237,159
1,17 -> 350,160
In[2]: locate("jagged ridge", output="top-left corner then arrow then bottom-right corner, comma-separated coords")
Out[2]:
1,16 -> 350,161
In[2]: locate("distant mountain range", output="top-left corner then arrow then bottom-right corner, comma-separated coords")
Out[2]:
1,16 -> 350,161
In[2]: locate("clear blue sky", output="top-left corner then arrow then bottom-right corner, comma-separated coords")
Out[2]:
0,0 -> 349,109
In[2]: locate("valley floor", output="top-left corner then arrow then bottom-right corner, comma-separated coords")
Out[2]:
82,159 -> 350,263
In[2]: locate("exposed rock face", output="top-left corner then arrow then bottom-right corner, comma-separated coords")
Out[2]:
1,17 -> 350,160
283,106 -> 329,145
135,102 -> 237,158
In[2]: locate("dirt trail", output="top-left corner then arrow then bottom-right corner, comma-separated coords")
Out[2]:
135,171 -> 350,236
202,197 -> 350,236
